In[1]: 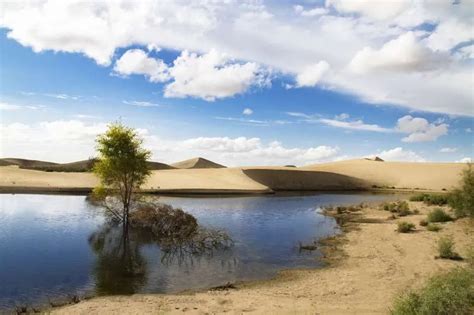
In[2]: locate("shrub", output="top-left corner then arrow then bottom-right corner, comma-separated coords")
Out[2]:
426,223 -> 442,232
449,164 -> 474,218
419,219 -> 428,227
397,221 -> 415,233
409,193 -> 449,205
391,268 -> 474,315
437,235 -> 460,259
466,245 -> 474,268
383,201 -> 411,215
427,208 -> 453,223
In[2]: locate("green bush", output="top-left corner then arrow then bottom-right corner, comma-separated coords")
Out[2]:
410,193 -> 449,206
397,221 -> 416,233
391,268 -> 474,315
426,223 -> 442,232
437,235 -> 460,259
466,245 -> 474,268
427,208 -> 453,223
383,201 -> 411,216
449,164 -> 474,218
419,219 -> 428,227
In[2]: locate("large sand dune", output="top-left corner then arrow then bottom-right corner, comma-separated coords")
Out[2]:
171,157 -> 226,169
0,159 -> 467,193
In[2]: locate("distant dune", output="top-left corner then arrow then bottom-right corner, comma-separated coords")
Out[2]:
0,158 -> 174,172
171,157 -> 226,169
0,158 -> 468,194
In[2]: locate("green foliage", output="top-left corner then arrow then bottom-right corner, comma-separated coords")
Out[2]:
419,219 -> 428,227
426,223 -> 442,232
397,221 -> 415,233
383,201 -> 411,216
449,164 -> 474,218
466,245 -> 474,268
93,122 -> 151,223
437,235 -> 460,259
391,268 -> 474,315
409,193 -> 449,206
427,208 -> 453,223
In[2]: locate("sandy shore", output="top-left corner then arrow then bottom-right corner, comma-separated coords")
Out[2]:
0,160 -> 467,194
53,201 -> 473,314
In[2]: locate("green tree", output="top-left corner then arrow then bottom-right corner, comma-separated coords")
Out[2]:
449,163 -> 474,218
93,122 -> 151,230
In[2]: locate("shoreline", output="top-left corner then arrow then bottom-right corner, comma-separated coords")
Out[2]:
50,199 -> 473,314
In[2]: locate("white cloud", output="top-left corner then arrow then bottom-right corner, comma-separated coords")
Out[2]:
0,101 -> 43,111
396,115 -> 448,142
1,1 -> 473,115
377,147 -> 425,162
0,120 -> 107,162
456,157 -> 472,163
295,61 -> 330,87
327,0 -> 411,20
164,50 -> 265,101
349,32 -> 446,74
439,147 -> 457,153
44,93 -> 79,100
294,5 -> 328,17
466,128 -> 473,133
123,100 -> 160,107
317,118 -> 391,133
214,116 -> 290,127
243,108 -> 253,115
113,49 -> 169,83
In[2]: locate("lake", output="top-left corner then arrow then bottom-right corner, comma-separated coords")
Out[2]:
0,192 -> 400,310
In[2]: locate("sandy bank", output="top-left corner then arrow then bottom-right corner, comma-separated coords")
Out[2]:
53,201 -> 473,314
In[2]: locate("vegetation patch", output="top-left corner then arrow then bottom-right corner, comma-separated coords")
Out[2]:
427,208 -> 453,223
426,223 -> 442,232
449,164 -> 474,218
409,193 -> 449,206
419,219 -> 428,227
437,235 -> 462,260
397,221 -> 415,233
391,268 -> 474,315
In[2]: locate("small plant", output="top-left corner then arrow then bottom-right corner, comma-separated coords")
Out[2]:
427,208 -> 453,223
391,268 -> 474,315
449,164 -> 474,218
466,245 -> 474,268
419,219 -> 428,227
426,223 -> 442,232
397,221 -> 415,233
383,201 -> 411,216
413,209 -> 420,215
409,193 -> 449,205
437,235 -> 461,260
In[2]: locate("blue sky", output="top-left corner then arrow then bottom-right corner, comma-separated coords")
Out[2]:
0,1 -> 473,165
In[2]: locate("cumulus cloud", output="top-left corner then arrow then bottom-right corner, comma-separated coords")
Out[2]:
113,49 -> 169,82
295,61 -> 330,87
1,1 -> 472,115
294,5 -> 328,17
377,147 -> 425,162
243,108 -> 253,115
396,115 -> 448,142
164,50 -> 265,101
349,32 -> 446,74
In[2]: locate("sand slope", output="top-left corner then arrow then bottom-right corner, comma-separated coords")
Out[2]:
302,159 -> 466,191
171,157 -> 226,169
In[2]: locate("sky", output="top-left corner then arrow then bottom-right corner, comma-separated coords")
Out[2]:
0,0 -> 473,166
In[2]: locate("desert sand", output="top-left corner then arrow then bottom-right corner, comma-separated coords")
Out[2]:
0,159 -> 467,193
53,201 -> 474,314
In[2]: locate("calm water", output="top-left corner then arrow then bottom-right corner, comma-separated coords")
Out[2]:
0,192 -> 400,310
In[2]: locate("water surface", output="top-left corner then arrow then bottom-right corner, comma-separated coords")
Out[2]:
0,192 -> 400,309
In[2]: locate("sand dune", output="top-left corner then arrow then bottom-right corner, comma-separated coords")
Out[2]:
302,159 -> 465,191
171,157 -> 226,169
0,159 -> 468,193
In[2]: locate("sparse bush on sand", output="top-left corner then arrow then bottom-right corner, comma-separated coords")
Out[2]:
426,223 -> 442,232
427,208 -> 453,223
449,164 -> 474,218
391,267 -> 474,315
437,235 -> 461,260
397,221 -> 415,233
419,219 -> 428,227
383,201 -> 412,216
409,193 -> 449,206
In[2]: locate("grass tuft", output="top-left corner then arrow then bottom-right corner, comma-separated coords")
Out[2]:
397,221 -> 415,233
427,208 -> 453,223
426,223 -> 442,232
